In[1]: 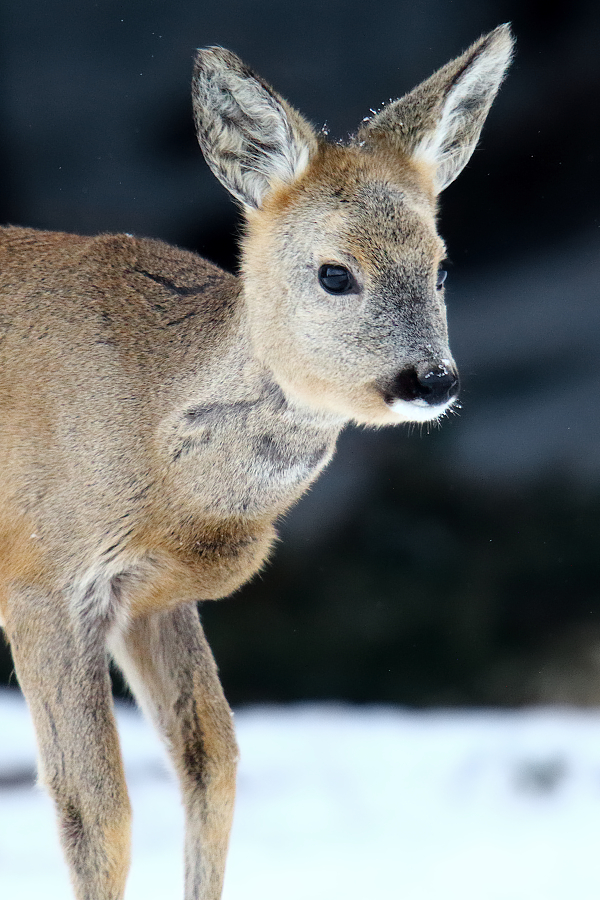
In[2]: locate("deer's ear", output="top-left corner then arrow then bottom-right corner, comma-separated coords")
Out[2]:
192,47 -> 318,209
357,25 -> 514,194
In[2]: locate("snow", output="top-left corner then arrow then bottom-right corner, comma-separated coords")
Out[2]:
2,689 -> 600,898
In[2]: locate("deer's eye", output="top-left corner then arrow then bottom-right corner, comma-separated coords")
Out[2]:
318,264 -> 355,295
436,268 -> 448,290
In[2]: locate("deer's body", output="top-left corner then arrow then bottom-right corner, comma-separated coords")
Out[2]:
0,227 -> 338,622
1,27 -> 513,900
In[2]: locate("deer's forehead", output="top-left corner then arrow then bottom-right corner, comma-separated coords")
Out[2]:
286,178 -> 443,265
346,182 -> 437,245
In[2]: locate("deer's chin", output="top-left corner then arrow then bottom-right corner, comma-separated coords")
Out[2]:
386,396 -> 457,424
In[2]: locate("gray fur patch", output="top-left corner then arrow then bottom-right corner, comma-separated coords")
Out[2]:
255,435 -> 330,473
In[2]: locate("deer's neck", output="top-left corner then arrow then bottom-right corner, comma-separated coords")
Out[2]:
160,302 -> 345,522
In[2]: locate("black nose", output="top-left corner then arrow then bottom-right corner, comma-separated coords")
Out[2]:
389,364 -> 460,406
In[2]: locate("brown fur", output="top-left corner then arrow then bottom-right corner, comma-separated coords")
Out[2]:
1,27 -> 512,899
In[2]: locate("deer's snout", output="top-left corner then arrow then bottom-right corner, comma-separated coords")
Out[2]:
392,363 -> 460,406
382,362 -> 460,422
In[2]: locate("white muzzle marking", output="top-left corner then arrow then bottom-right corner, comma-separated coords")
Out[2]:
388,396 -> 456,423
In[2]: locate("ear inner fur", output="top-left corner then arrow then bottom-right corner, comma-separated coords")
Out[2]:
192,46 -> 318,208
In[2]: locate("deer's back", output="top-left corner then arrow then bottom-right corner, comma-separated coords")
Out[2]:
0,225 -> 238,376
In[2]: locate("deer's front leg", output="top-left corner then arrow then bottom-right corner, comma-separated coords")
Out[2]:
111,602 -> 237,900
4,586 -> 131,900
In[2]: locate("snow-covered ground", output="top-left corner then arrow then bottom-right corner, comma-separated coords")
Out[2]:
2,689 -> 600,899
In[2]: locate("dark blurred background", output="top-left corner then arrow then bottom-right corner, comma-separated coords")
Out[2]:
1,0 -> 599,707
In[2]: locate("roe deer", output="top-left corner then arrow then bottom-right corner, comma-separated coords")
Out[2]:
0,26 -> 513,900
